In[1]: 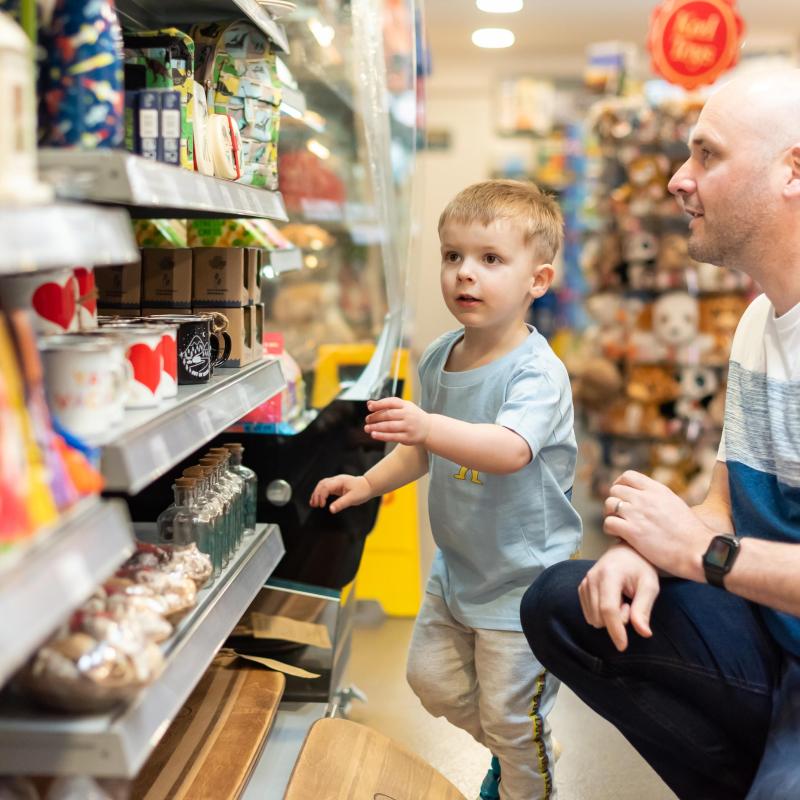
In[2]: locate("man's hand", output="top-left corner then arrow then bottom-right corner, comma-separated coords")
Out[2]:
604,470 -> 717,582
579,543 -> 660,652
310,474 -> 372,514
363,398 -> 431,445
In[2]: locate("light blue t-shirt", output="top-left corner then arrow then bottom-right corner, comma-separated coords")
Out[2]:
419,326 -> 582,631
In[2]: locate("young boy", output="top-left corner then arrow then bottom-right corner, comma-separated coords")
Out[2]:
310,179 -> 581,800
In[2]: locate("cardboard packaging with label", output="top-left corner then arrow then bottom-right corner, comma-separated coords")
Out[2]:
194,305 -> 253,367
141,248 -> 193,310
96,261 -> 142,312
192,248 -> 250,308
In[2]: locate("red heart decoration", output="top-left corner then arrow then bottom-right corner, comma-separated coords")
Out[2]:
161,335 -> 177,381
32,277 -> 77,331
128,343 -> 161,395
73,267 -> 97,314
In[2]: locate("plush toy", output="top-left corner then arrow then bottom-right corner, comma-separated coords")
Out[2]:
571,356 -> 623,412
623,230 -> 658,290
270,280 -> 356,372
613,152 -> 671,216
581,231 -> 624,290
675,364 -> 719,438
694,261 -> 753,293
651,291 -> 713,363
699,294 -> 750,363
655,232 -> 696,290
584,291 -> 642,360
603,364 -> 679,437
650,441 -> 692,495
709,382 -> 726,429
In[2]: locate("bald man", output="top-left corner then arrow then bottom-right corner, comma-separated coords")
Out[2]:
521,69 -> 800,800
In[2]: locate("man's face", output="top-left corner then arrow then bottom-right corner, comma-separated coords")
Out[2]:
439,218 -> 541,332
667,96 -> 775,269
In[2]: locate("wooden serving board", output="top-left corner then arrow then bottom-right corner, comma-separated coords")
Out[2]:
132,661 -> 285,800
285,717 -> 466,800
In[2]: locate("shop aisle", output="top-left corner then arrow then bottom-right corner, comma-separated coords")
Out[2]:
344,473 -> 677,800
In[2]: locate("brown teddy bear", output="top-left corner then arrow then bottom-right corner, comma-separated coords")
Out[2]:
699,294 -> 750,364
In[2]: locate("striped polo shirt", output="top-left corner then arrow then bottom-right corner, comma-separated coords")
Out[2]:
718,293 -> 800,656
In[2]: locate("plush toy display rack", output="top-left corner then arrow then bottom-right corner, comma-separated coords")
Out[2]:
572,95 -> 757,506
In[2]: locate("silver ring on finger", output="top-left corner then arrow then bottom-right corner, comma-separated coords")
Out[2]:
614,498 -> 623,516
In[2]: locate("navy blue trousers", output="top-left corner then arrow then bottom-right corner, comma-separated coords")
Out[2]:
521,560 -> 785,800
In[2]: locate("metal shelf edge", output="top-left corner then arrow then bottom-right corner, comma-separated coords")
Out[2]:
100,358 -> 286,494
0,524 -> 285,777
0,499 -> 135,687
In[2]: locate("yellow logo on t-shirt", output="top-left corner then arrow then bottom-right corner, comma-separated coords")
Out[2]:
452,465 -> 483,485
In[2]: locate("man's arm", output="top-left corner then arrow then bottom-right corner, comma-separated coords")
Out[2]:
364,398 -> 531,474
691,462 -> 734,533
605,467 -> 800,618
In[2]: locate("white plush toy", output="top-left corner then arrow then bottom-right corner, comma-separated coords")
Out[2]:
651,291 -> 713,363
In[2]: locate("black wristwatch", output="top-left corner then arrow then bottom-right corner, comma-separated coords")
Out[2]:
702,535 -> 741,588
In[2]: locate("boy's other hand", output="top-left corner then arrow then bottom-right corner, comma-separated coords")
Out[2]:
364,398 -> 431,445
310,474 -> 372,514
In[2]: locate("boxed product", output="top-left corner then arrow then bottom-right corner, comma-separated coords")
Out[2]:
192,247 -> 250,307
187,218 -> 271,249
247,248 -> 261,304
134,219 -> 187,249
193,305 -> 253,367
252,301 -> 264,351
95,261 -> 142,310
141,248 -> 193,309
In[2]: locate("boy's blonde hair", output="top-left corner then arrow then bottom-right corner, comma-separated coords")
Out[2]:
438,179 -> 564,263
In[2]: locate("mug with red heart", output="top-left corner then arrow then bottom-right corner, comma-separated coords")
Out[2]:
73,266 -> 98,331
1,268 -> 78,335
141,321 -> 178,399
99,325 -> 164,408
39,336 -> 117,439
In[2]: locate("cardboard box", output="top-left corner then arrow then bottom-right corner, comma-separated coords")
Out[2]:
247,249 -> 262,304
141,248 -> 192,310
98,306 -> 141,319
137,90 -> 161,160
252,303 -> 264,360
160,90 -> 182,166
194,305 -> 253,368
192,248 -> 250,308
95,261 -> 142,309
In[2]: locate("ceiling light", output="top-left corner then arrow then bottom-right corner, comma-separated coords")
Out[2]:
476,0 -> 523,12
472,28 -> 515,48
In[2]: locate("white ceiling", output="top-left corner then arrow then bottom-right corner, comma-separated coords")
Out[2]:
423,0 -> 797,59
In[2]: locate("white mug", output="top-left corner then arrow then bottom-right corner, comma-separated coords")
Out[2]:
1,268 -> 78,335
99,324 -> 164,408
70,331 -> 131,423
39,336 -> 116,439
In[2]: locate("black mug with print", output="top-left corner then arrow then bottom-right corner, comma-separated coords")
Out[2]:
143,314 -> 232,384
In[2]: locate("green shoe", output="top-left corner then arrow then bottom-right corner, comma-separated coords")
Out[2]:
478,756 -> 501,800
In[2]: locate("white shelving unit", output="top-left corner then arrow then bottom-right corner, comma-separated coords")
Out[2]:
0,204 -> 137,274
0,524 -> 285,778
38,150 -> 288,221
114,0 -> 290,52
0,499 -> 134,687
96,358 -> 285,494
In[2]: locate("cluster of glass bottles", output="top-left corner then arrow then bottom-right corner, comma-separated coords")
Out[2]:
156,443 -> 258,580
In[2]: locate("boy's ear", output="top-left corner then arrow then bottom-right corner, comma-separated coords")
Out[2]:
530,264 -> 555,299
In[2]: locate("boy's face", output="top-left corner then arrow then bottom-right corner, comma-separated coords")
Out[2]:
439,218 -> 551,332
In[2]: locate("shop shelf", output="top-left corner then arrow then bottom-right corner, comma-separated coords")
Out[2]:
266,247 -> 303,274
114,0 -> 289,52
0,523 -> 285,778
96,358 -> 285,494
0,498 -> 134,688
280,86 -> 308,119
240,701 -> 329,799
0,204 -> 137,274
38,150 -> 288,221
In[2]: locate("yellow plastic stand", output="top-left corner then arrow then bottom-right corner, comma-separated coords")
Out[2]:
312,344 -> 421,616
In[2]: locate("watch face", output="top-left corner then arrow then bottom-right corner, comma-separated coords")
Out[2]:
706,536 -> 735,568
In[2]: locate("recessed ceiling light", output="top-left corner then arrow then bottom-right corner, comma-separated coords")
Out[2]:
476,0 -> 523,12
472,27 -> 515,48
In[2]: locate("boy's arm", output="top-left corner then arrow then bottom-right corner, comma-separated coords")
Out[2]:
364,398 -> 531,474
310,443 -> 428,514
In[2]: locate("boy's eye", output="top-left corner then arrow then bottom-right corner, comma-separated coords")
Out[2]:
484,253 -> 501,265
444,251 -> 460,263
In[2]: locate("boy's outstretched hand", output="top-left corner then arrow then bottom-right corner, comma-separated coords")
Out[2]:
310,474 -> 372,514
364,398 -> 431,444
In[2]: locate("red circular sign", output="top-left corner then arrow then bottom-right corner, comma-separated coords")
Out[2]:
648,0 -> 745,89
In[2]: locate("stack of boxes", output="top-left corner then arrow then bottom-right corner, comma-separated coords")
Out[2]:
96,246 -> 264,367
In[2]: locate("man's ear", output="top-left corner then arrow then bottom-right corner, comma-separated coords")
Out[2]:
530,264 -> 555,299
784,144 -> 800,199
